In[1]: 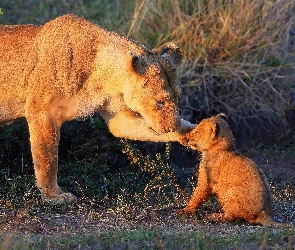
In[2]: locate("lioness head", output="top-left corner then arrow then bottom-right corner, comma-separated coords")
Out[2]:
186,114 -> 235,151
123,43 -> 183,134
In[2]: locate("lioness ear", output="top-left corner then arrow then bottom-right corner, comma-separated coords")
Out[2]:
129,53 -> 148,75
160,43 -> 183,67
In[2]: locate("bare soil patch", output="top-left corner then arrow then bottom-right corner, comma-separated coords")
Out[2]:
0,146 -> 294,250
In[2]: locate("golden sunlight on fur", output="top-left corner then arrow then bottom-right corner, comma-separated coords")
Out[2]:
0,14 -> 194,203
177,114 -> 275,226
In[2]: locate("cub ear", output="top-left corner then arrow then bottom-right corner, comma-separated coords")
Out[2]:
208,121 -> 219,140
216,113 -> 227,121
129,53 -> 148,75
160,43 -> 183,68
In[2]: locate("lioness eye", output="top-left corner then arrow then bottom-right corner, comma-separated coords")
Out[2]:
157,100 -> 165,109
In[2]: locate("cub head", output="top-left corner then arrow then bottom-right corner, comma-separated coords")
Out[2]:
123,43 -> 183,134
185,114 -> 235,151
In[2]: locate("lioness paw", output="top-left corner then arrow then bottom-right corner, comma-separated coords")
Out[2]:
180,119 -> 196,133
43,193 -> 77,204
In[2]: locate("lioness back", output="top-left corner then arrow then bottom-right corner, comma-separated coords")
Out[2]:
0,25 -> 41,122
0,15 -> 148,123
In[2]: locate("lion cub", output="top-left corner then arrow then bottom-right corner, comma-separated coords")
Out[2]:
178,114 -> 274,225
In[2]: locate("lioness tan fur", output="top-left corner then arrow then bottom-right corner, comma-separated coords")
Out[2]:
177,114 -> 274,225
0,14 -> 193,203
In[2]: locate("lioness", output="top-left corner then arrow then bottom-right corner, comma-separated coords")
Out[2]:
0,14 -> 193,203
177,114 -> 274,225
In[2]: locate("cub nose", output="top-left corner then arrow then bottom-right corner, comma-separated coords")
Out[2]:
156,100 -> 165,110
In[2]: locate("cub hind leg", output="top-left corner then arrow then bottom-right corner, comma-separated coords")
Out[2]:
217,186 -> 273,225
204,212 -> 233,223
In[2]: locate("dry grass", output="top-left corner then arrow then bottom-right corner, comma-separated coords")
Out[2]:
0,189 -> 294,249
128,0 -> 295,136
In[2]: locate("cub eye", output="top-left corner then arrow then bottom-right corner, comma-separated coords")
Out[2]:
142,80 -> 149,88
156,100 -> 165,110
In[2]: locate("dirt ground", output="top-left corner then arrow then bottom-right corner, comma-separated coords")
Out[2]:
250,148 -> 295,190
0,148 -> 294,236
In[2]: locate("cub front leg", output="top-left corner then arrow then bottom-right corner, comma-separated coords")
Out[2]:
176,163 -> 211,216
27,115 -> 76,203
177,184 -> 211,216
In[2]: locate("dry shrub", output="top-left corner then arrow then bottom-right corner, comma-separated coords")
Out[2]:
129,0 -> 295,140
121,140 -> 189,209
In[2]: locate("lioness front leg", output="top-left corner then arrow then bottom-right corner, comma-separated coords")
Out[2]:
105,110 -> 195,142
27,116 -> 76,203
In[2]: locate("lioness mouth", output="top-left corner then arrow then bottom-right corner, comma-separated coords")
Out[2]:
129,109 -> 142,118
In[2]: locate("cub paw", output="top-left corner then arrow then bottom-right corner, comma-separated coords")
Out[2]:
176,208 -> 196,218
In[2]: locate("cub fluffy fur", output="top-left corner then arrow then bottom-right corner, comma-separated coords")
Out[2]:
0,14 -> 193,203
178,114 -> 274,225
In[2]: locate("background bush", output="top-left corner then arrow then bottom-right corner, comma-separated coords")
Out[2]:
128,0 -> 295,145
